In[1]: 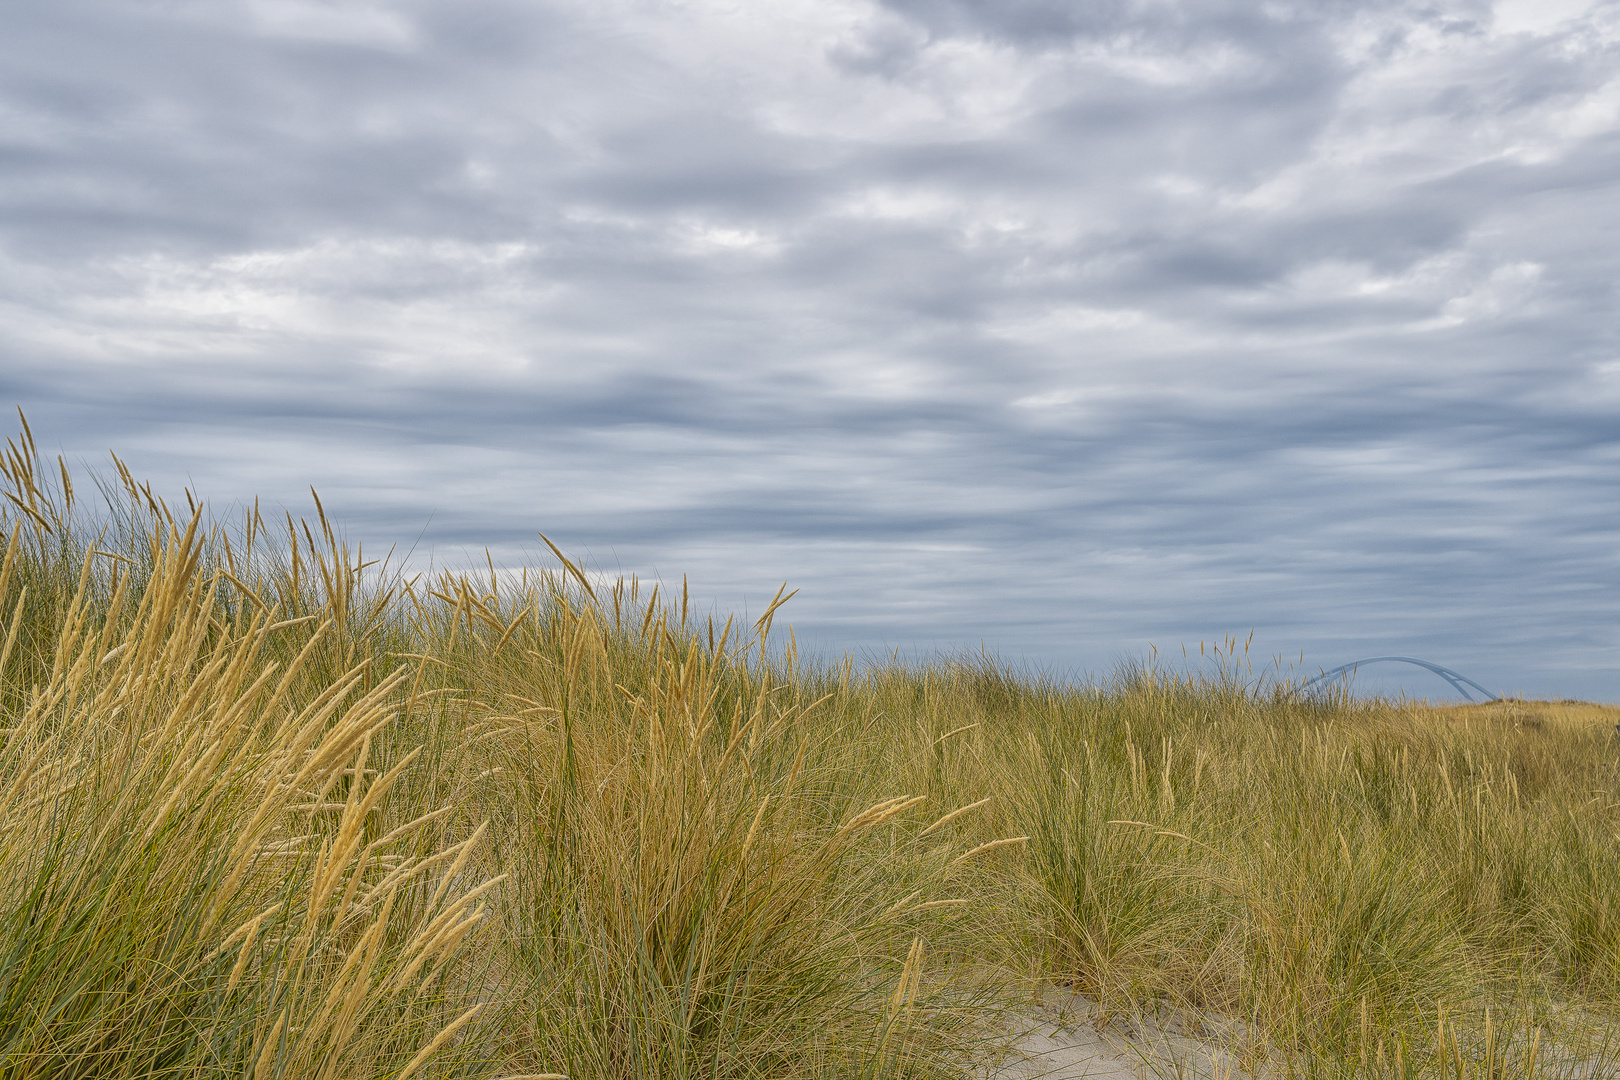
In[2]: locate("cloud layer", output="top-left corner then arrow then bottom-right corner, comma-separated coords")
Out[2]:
3,0 -> 1618,698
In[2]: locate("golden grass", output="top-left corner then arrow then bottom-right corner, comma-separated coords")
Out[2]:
2,416 -> 1619,1079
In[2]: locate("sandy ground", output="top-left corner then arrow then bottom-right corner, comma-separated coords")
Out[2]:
983,990 -> 1620,1080
984,990 -> 1260,1080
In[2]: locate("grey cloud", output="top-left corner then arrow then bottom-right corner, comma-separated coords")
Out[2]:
1,0 -> 1617,698
573,116 -> 830,216
872,0 -> 1399,49
0,5 -> 567,257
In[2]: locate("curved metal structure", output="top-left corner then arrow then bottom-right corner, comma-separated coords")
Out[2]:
1300,656 -> 1498,703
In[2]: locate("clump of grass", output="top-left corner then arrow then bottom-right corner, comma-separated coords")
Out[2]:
999,674 -> 1620,1075
0,422 -> 1002,1078
0,481 -> 501,1076
3,416 -> 1620,1079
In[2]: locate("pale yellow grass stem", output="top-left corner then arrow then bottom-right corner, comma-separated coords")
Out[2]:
951,836 -> 1029,864
395,1002 -> 486,1080
920,795 -> 993,837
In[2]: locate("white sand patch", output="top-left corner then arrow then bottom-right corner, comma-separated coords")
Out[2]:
985,989 -> 1261,1080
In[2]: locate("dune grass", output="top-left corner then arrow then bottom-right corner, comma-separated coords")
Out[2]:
1,417 -> 1618,1079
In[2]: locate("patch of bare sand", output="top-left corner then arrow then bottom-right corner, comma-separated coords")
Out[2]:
980,990 -> 1620,1080
982,990 -> 1261,1080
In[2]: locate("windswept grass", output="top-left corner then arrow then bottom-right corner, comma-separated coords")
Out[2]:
1,416 -> 1618,1079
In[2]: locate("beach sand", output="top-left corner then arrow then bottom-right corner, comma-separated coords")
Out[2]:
986,990 -> 1257,1080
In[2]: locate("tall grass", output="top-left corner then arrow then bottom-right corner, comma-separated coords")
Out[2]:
2,416 -> 1618,1078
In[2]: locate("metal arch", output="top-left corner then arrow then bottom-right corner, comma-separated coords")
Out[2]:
1299,656 -> 1499,703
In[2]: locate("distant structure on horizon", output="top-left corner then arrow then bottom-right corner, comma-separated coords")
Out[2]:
1300,656 -> 1498,703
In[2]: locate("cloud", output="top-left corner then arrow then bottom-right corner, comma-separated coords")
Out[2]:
1,0 -> 1617,698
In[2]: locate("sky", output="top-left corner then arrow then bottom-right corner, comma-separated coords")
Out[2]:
1,0 -> 1618,700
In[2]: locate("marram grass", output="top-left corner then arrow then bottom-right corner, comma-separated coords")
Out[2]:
0,418 -> 1618,1079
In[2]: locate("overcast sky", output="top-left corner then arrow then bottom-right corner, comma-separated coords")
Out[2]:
2,0 -> 1618,699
